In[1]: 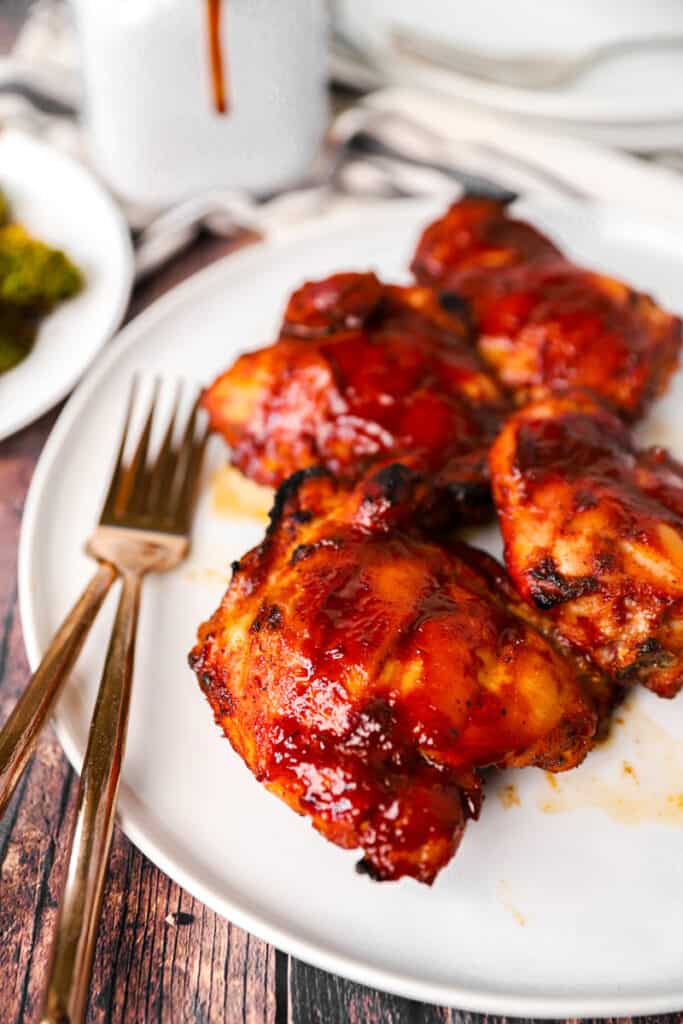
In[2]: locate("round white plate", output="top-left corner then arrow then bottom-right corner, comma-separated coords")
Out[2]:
335,0 -> 683,131
19,198 -> 683,1016
0,131 -> 133,441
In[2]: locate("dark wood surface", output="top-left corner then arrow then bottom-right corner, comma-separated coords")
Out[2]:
0,4 -> 682,1023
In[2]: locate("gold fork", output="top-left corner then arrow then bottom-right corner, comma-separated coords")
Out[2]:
36,378 -> 207,1024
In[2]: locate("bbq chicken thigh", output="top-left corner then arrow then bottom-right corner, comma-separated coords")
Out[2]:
202,271 -> 509,523
412,198 -> 682,419
491,391 -> 683,698
189,464 -> 602,884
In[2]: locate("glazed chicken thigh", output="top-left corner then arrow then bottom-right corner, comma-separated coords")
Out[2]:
491,391 -> 683,698
202,271 -> 509,523
412,196 -> 562,285
412,198 -> 681,419
190,464 -> 601,883
188,199 -> 683,883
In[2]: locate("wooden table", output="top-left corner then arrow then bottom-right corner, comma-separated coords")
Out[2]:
0,6 -> 680,1024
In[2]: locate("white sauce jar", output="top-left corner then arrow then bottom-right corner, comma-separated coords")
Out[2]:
71,0 -> 329,206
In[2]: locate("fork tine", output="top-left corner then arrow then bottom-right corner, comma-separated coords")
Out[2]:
100,377 -> 139,522
170,400 -> 209,535
147,380 -> 184,516
175,428 -> 209,536
113,378 -> 160,518
100,377 -> 207,534
173,395 -> 200,483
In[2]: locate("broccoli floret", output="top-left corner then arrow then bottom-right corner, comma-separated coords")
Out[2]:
0,224 -> 83,310
0,189 -> 10,227
0,302 -> 38,373
0,193 -> 85,373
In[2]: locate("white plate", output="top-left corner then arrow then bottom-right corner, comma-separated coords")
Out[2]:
335,0 -> 683,130
0,131 -> 133,440
18,198 -> 683,1017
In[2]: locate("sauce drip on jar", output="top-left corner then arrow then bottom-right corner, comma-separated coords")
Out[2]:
206,0 -> 228,113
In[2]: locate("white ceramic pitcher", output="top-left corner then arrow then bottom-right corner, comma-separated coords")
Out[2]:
71,0 -> 329,206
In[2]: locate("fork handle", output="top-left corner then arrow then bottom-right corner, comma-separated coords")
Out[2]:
0,561 -> 117,820
41,569 -> 143,1024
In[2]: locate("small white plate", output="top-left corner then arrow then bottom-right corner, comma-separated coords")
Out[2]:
0,131 -> 133,440
18,199 -> 683,1016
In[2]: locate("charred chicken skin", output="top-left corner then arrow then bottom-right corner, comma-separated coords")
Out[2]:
189,464 -> 601,883
412,198 -> 682,419
202,271 -> 509,522
491,391 -> 683,698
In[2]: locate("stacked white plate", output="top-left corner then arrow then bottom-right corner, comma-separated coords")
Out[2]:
334,0 -> 683,152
